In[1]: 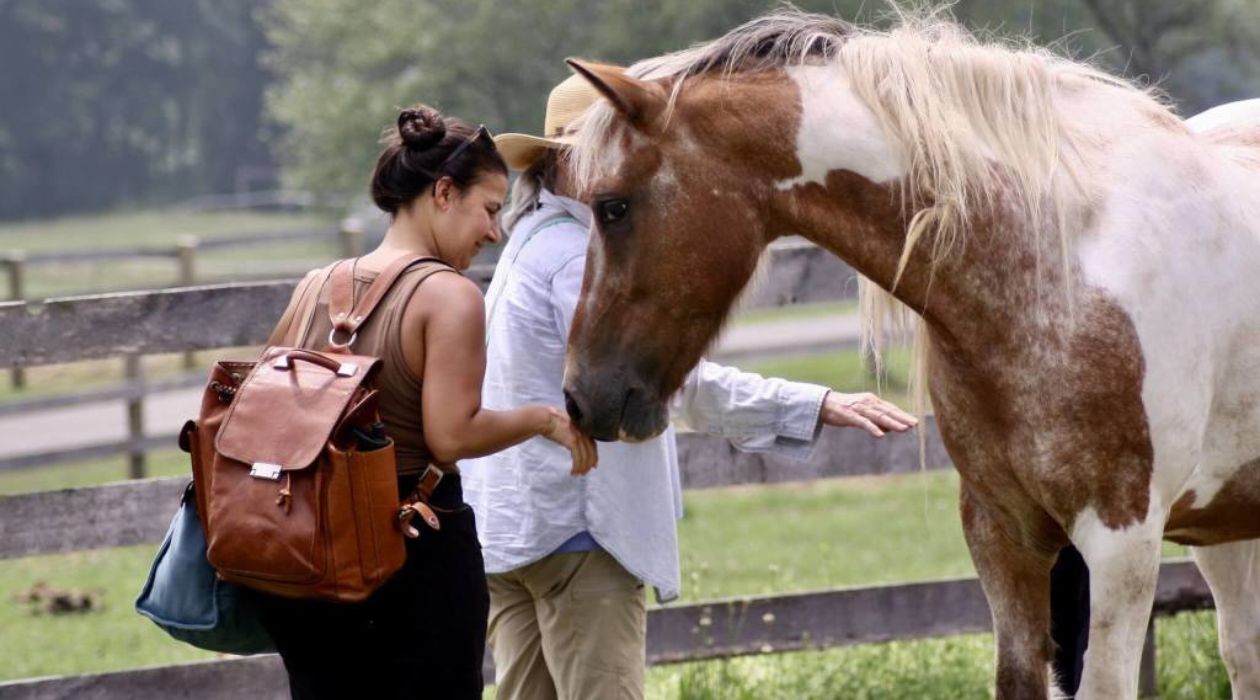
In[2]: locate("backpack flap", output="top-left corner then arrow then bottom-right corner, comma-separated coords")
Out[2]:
214,346 -> 382,471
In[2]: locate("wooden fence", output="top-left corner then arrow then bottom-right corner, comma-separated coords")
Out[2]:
0,240 -> 857,473
0,242 -> 1215,698
0,225 -> 352,300
0,224 -> 352,388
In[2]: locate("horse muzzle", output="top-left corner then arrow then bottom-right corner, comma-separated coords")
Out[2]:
563,370 -> 669,443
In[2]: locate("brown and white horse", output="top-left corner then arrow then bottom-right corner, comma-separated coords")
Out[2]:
559,10 -> 1260,699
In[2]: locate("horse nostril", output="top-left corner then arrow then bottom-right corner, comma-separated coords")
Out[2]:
564,390 -> 583,425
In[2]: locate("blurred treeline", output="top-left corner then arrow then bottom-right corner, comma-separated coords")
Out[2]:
3,0 -> 1258,221
1,0 -> 271,220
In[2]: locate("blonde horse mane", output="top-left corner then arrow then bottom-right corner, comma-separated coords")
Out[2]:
569,5 -> 1178,413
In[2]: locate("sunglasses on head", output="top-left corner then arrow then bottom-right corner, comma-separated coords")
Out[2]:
431,124 -> 495,175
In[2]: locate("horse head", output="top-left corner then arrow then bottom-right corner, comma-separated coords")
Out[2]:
559,59 -> 820,441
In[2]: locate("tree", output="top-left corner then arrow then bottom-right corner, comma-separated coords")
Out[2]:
955,0 -> 1260,113
0,0 -> 273,220
260,0 -> 869,197
262,0 -> 1258,198
1074,0 -> 1260,113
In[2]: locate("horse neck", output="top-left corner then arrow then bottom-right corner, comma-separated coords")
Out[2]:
770,175 -> 1061,353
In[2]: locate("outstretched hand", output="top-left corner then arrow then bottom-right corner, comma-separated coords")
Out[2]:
540,407 -> 599,475
820,391 -> 917,438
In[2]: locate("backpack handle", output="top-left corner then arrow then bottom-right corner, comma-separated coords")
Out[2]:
272,349 -> 360,378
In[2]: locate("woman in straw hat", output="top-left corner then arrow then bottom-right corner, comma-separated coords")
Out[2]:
460,73 -> 915,700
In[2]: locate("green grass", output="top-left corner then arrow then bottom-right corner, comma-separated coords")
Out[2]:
674,473 -> 971,601
744,347 -> 913,410
0,471 -> 1228,697
0,449 -> 189,496
0,451 -> 207,679
648,636 -> 996,700
0,545 -> 222,681
648,613 -> 1232,700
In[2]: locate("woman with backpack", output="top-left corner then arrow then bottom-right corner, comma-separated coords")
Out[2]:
254,104 -> 597,699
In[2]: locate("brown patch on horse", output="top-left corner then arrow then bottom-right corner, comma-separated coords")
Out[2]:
770,164 -> 1156,535
1167,459 -> 1260,545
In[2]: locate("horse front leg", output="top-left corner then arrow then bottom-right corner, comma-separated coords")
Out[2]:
1192,540 -> 1260,699
1071,503 -> 1164,700
960,483 -> 1060,699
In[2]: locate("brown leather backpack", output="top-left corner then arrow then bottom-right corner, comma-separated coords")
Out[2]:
180,255 -> 446,602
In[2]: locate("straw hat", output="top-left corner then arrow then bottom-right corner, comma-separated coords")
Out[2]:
494,73 -> 602,171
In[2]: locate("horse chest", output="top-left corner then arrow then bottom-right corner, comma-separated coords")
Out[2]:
928,303 -> 1156,530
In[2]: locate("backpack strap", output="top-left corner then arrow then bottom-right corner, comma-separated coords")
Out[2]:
483,212 -> 580,343
325,255 -> 449,350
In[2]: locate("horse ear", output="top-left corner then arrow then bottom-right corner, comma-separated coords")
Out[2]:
566,58 -> 665,129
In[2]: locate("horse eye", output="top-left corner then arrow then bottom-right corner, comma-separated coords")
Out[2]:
598,199 -> 629,226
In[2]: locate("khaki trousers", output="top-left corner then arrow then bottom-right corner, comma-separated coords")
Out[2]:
487,549 -> 646,700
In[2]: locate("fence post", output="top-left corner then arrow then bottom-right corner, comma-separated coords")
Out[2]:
2,253 -> 26,389
1139,617 -> 1156,697
177,237 -> 199,369
340,219 -> 365,258
125,353 -> 147,479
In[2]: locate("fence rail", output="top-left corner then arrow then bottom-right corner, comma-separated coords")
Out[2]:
0,561 -> 1211,700
0,225 -> 350,316
0,241 -> 857,475
0,373 -> 204,418
0,240 -> 852,370
0,419 -> 949,559
13,227 -> 340,266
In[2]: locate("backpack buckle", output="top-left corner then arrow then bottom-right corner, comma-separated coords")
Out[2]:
250,462 -> 283,480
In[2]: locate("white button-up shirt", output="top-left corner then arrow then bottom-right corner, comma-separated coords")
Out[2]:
461,189 -> 828,602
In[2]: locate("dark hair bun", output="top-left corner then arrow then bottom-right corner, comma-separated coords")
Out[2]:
397,105 -> 446,150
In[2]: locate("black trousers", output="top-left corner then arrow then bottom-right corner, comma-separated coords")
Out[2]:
1050,545 -> 1090,696
256,474 -> 489,700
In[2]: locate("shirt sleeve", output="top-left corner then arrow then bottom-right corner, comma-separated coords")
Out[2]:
669,360 -> 829,460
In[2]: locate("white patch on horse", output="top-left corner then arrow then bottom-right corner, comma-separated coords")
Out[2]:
775,64 -> 906,191
1047,663 -> 1068,700
654,164 -> 678,194
1076,107 -> 1260,510
1186,98 -> 1260,133
593,129 -> 633,182
1071,502 -> 1163,699
1191,540 -> 1260,695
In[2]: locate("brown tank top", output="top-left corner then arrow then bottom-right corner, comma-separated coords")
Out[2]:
274,260 -> 454,476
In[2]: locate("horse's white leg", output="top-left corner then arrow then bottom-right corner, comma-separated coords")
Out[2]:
1192,540 -> 1260,699
1071,506 -> 1165,700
